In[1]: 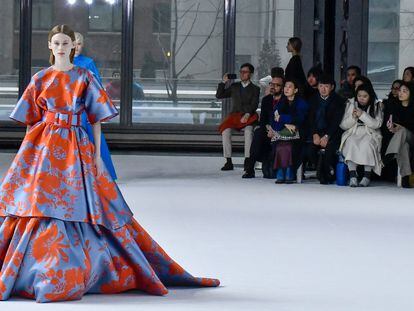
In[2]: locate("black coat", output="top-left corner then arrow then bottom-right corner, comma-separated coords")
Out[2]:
285,55 -> 306,88
259,94 -> 283,128
216,81 -> 260,115
308,92 -> 347,143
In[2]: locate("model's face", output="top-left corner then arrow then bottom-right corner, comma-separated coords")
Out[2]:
399,85 -> 410,102
286,41 -> 293,53
403,70 -> 413,82
391,82 -> 401,97
269,77 -> 284,96
74,38 -> 84,57
48,33 -> 75,62
307,74 -> 318,87
347,69 -> 358,85
284,81 -> 298,98
357,90 -> 370,106
239,67 -> 252,82
318,83 -> 334,97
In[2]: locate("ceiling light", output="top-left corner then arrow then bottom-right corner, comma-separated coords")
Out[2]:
85,0 -> 93,4
67,0 -> 77,5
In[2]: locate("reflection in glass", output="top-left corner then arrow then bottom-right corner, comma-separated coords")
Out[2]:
133,0 -> 224,125
0,0 -> 19,121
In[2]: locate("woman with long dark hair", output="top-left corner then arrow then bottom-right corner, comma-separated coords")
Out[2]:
385,81 -> 414,188
339,84 -> 383,187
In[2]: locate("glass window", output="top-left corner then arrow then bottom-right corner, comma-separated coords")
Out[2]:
31,0 -> 122,123
153,3 -> 171,34
368,0 -> 400,88
89,1 -> 121,32
133,0 -> 223,125
33,0 -> 54,30
0,0 -> 20,121
235,0 -> 294,82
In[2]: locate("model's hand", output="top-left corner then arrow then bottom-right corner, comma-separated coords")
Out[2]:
355,109 -> 363,118
352,109 -> 359,119
222,74 -> 229,83
240,113 -> 250,124
390,123 -> 402,133
94,155 -> 104,176
320,135 -> 329,148
313,134 -> 321,146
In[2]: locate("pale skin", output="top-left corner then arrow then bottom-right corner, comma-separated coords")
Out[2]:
313,83 -> 335,148
388,85 -> 410,133
264,77 -> 284,138
279,82 -> 297,133
74,32 -> 84,57
25,32 -> 104,176
222,66 -> 253,123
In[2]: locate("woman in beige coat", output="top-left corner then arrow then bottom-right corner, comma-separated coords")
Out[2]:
339,84 -> 383,187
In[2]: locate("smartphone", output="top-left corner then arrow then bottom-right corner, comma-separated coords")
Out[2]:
227,73 -> 237,80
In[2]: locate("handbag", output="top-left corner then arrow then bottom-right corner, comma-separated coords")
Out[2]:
271,127 -> 300,142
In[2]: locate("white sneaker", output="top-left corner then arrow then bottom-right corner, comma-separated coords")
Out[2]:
359,177 -> 371,187
349,177 -> 358,187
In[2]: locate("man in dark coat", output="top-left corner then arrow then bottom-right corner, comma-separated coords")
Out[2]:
216,63 -> 260,171
243,75 -> 285,178
306,74 -> 347,184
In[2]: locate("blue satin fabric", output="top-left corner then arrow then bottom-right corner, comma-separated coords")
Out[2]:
74,55 -> 117,180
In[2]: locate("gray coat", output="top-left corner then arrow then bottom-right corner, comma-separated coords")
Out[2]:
216,81 -> 260,115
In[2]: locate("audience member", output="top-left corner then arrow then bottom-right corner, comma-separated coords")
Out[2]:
338,65 -> 361,99
285,37 -> 307,92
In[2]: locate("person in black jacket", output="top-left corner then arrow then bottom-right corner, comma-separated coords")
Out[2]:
243,75 -> 285,178
216,63 -> 261,171
385,81 -> 414,188
285,37 -> 306,92
381,79 -> 403,181
306,74 -> 347,184
338,65 -> 361,99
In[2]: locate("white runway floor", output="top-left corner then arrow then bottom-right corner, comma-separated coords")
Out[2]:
0,152 -> 413,310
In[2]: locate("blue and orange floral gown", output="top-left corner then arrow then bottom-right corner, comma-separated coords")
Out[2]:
0,66 -> 219,303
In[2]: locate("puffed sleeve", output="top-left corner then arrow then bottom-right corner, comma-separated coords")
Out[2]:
10,77 -> 43,125
85,72 -> 118,124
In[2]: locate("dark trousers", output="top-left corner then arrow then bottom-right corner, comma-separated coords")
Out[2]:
246,127 -> 273,177
305,139 -> 340,183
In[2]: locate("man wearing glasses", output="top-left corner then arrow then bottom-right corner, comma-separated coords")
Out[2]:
217,63 -> 260,171
243,75 -> 285,178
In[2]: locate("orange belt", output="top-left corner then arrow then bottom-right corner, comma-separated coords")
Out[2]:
43,111 -> 82,128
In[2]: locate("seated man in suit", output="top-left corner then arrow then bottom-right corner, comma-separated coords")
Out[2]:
216,63 -> 260,171
306,74 -> 347,184
243,74 -> 285,178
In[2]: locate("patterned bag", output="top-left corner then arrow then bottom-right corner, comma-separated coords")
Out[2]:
271,127 -> 300,142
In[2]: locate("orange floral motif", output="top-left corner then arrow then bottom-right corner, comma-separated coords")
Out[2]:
32,223 -> 69,268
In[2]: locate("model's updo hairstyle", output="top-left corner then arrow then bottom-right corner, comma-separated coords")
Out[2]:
48,24 -> 76,65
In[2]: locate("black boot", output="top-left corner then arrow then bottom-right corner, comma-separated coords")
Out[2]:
221,158 -> 234,171
242,158 -> 255,178
402,176 -> 411,188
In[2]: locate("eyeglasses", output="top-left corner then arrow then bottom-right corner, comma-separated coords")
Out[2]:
239,70 -> 251,74
269,83 -> 283,87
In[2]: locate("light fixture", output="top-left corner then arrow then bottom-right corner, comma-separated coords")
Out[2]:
85,0 -> 93,4
67,0 -> 77,5
105,0 -> 116,5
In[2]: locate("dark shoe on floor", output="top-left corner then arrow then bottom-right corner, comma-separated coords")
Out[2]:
221,158 -> 234,171
402,176 -> 411,188
244,157 -> 251,171
242,171 -> 255,178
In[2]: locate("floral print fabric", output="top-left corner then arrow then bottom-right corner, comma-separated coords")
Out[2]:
0,67 -> 219,302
